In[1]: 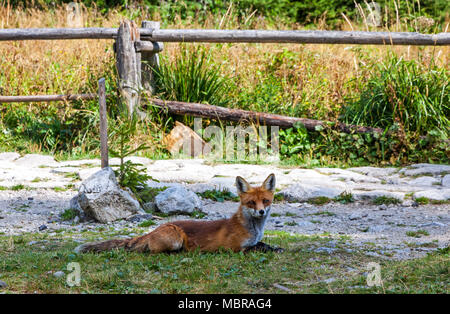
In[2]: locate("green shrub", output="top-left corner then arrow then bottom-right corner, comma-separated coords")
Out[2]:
342,55 -> 449,136
153,46 -> 230,107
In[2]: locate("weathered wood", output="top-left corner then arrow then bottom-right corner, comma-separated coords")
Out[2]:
98,78 -> 109,169
0,94 -> 97,103
146,98 -> 382,134
0,28 -> 122,40
150,29 -> 450,45
141,21 -> 162,93
135,41 -> 164,52
0,27 -> 448,46
116,20 -> 141,115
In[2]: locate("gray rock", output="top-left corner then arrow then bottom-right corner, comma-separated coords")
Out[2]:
76,167 -> 143,223
0,281 -> 7,289
126,213 -> 153,223
414,189 -> 450,201
280,183 -> 344,202
408,176 -> 440,186
399,164 -> 450,177
155,186 -> 202,215
0,152 -> 20,161
142,201 -> 156,212
323,278 -> 336,284
353,190 -> 404,202
38,225 -> 47,231
53,271 -> 65,278
314,247 -> 338,254
378,204 -> 388,210
14,154 -> 58,168
441,174 -> 450,187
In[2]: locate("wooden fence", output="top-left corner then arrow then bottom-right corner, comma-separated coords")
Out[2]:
1,21 -> 449,132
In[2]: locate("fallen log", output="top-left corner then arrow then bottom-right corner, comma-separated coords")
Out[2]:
145,99 -> 383,134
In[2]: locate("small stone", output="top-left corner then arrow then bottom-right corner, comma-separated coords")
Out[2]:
314,247 -> 338,254
378,204 -> 387,210
143,202 -> 156,212
28,197 -> 34,201
38,225 -> 48,231
53,271 -> 65,278
323,278 -> 336,284
126,213 -> 153,223
0,281 -> 7,289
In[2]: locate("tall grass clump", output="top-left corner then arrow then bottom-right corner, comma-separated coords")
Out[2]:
343,55 -> 449,137
153,46 -> 230,107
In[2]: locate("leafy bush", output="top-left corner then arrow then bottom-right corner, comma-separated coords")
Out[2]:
153,46 -> 230,107
342,55 -> 449,136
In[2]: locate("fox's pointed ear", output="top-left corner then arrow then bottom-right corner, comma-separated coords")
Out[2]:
236,176 -> 251,195
262,173 -> 276,192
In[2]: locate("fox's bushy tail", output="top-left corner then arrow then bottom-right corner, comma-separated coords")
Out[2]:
74,239 -> 131,253
74,223 -> 188,254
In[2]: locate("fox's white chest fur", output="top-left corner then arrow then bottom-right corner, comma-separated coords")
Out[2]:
241,206 -> 271,248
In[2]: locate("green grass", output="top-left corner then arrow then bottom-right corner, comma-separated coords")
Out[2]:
342,55 -> 449,136
60,209 -> 79,221
197,189 -> 239,203
11,184 -> 26,191
406,230 -> 430,238
415,197 -> 430,205
307,197 -> 331,205
334,191 -> 354,204
0,232 -> 448,293
309,211 -> 336,217
138,220 -> 156,228
372,196 -> 401,205
153,45 -> 230,107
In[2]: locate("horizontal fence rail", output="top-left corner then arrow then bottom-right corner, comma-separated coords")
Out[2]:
151,29 -> 450,45
0,94 -> 97,103
0,28 -> 449,45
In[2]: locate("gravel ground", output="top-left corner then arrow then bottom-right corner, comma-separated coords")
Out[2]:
0,153 -> 449,261
0,188 -> 448,260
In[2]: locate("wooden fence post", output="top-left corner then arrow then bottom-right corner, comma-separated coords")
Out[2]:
141,21 -> 162,94
115,20 -> 140,116
98,78 -> 109,168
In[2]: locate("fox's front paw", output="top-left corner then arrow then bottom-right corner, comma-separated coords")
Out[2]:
272,247 -> 285,253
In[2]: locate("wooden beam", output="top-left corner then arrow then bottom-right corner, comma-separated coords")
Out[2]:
98,78 -> 109,169
0,27 -> 448,46
148,29 -> 450,45
135,40 -> 164,52
145,98 -> 383,134
0,94 -> 97,103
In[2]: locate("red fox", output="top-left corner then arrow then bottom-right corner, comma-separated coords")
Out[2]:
75,174 -> 283,254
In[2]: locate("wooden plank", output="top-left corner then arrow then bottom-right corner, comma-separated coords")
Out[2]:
0,94 -> 97,103
0,27 -> 448,46
135,41 -> 164,52
150,29 -> 450,45
0,27 -> 152,40
145,98 -> 383,134
98,78 -> 109,169
116,20 -> 141,115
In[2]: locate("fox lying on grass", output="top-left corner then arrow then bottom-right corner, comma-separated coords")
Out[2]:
75,174 -> 283,254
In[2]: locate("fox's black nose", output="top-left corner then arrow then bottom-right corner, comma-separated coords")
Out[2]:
259,210 -> 265,215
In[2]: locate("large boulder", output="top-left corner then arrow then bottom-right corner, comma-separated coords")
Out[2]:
155,186 -> 203,215
73,167 -> 144,223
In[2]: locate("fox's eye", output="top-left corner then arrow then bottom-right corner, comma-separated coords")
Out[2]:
263,199 -> 270,205
247,201 -> 256,207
